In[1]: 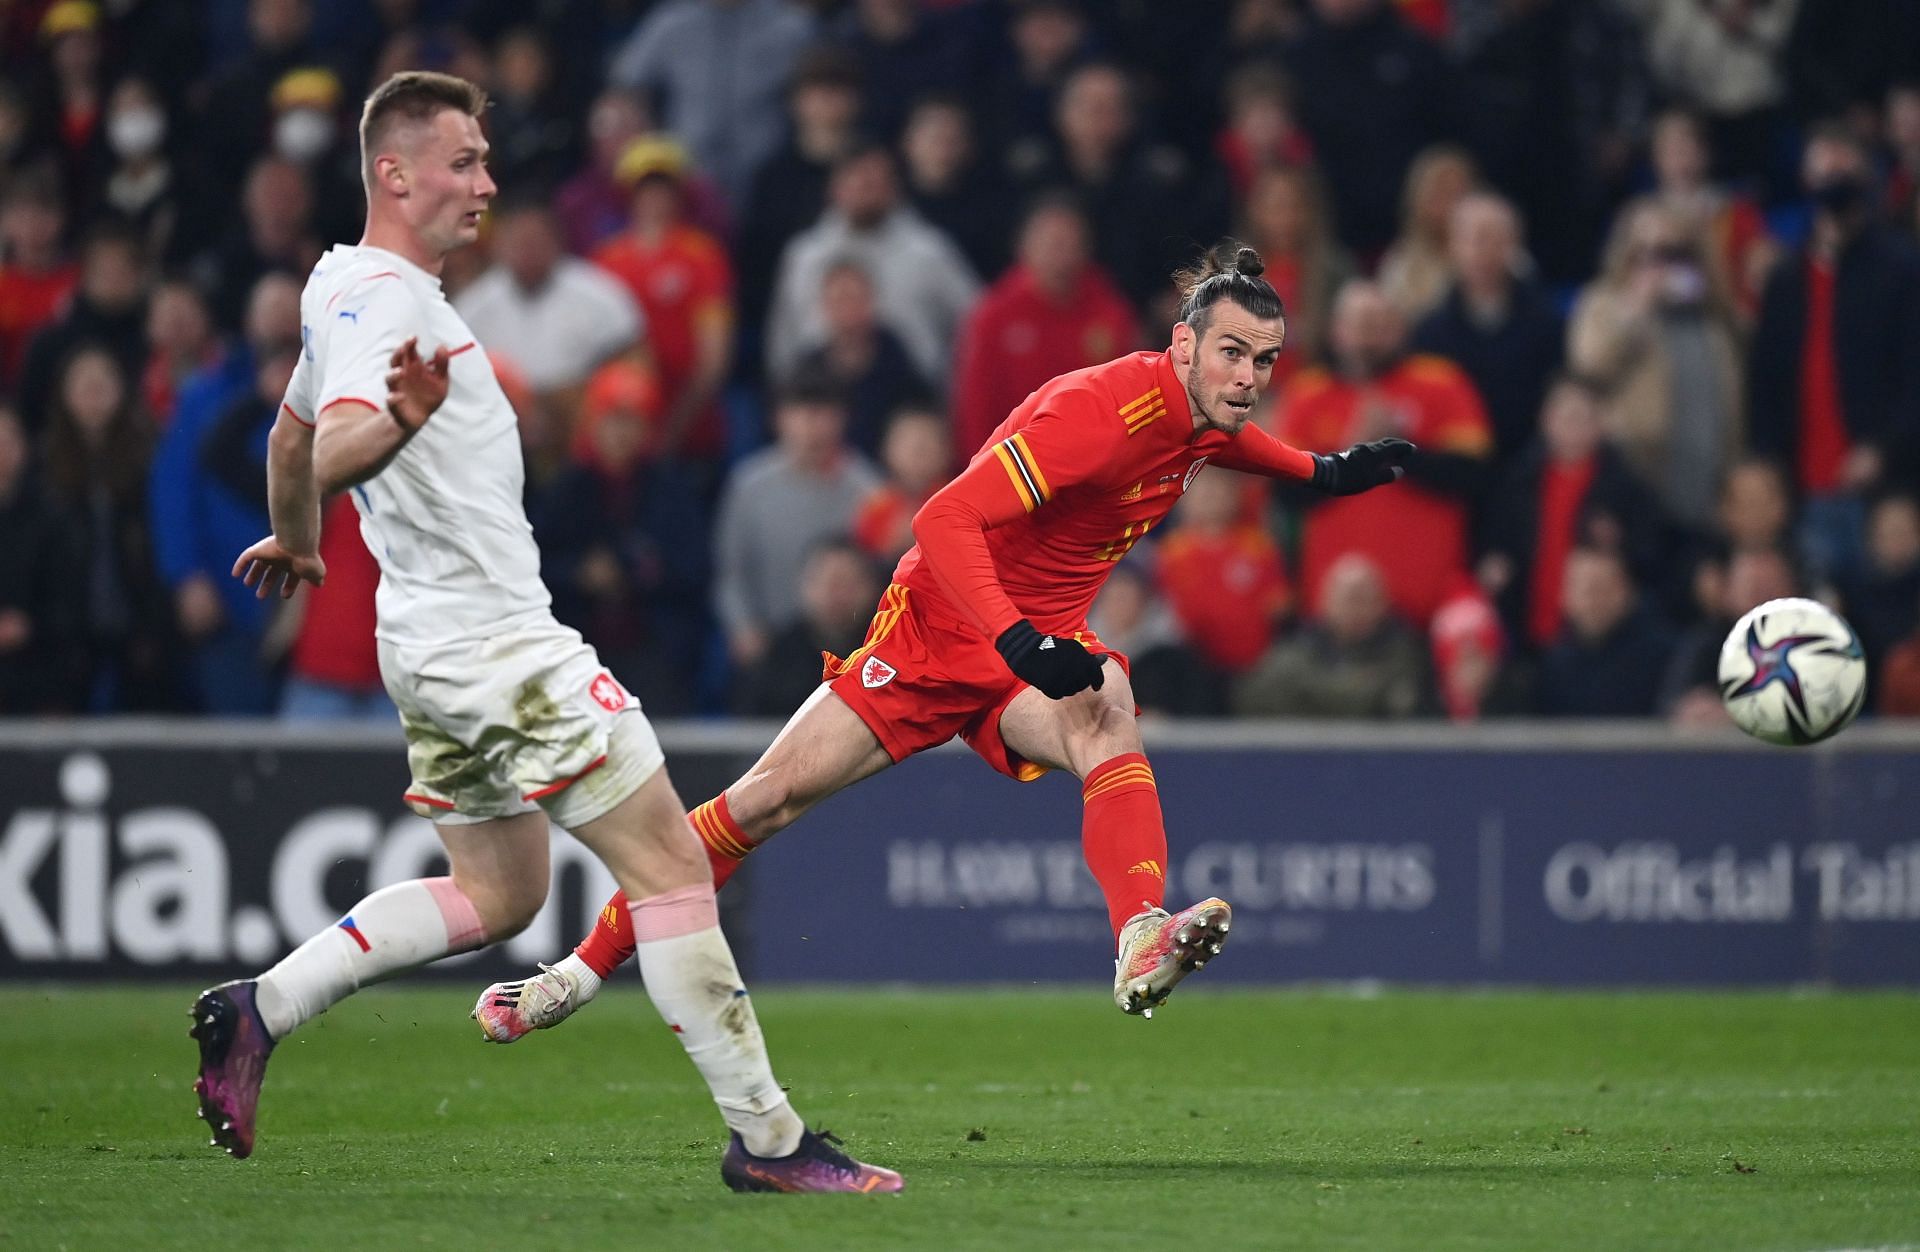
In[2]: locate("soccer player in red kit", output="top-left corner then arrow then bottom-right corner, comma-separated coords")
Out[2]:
475,243 -> 1412,1033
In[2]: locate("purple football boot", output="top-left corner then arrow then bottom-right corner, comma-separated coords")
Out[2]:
189,980 -> 277,1159
720,1129 -> 904,1194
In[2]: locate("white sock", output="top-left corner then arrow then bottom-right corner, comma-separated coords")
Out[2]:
631,885 -> 804,1158
552,952 -> 603,1003
255,877 -> 487,1039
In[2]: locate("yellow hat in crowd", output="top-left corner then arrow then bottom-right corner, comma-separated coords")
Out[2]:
614,136 -> 689,188
40,0 -> 100,40
271,67 -> 344,114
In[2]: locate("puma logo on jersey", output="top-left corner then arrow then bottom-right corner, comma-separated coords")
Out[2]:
861,656 -> 897,688
1038,636 -> 1056,650
337,306 -> 362,323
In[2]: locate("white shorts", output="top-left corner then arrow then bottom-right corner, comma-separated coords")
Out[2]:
379,618 -> 666,829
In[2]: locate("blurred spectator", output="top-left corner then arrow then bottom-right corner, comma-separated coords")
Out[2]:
41,343 -> 176,710
1569,198 -> 1744,534
1883,82 -> 1920,228
734,537 -> 880,717
455,194 -> 645,406
557,88 -> 731,257
1447,0 -> 1649,284
26,0 -> 106,215
1213,63 -> 1314,203
791,257 -> 929,457
829,0 -> 973,141
195,155 -> 319,333
1010,60 -> 1199,305
0,174 -> 76,392
592,137 -> 735,471
96,77 -> 181,264
1232,552 -> 1430,718
196,0 -> 325,229
606,0 -> 818,209
1410,192 -> 1563,463
0,403 -> 81,712
950,193 -> 1134,461
262,67 -> 361,246
852,403 -> 948,565
1845,491 -> 1920,667
1236,165 -> 1353,382
899,93 -> 1009,283
534,360 -> 712,715
713,371 -> 880,669
0,81 -> 41,193
985,0 -> 1093,152
169,343 -> 296,714
1274,279 -> 1494,626
1535,545 -> 1673,717
1284,0 -> 1458,257
140,278 -> 220,427
738,48 -> 865,333
1087,554 -> 1224,717
1479,374 -> 1666,653
1879,626 -> 1920,715
1376,145 -> 1478,321
278,494 -> 391,721
484,27 -> 581,192
1429,581 -> 1528,722
767,142 -> 979,388
1156,467 -> 1292,677
1659,545 -> 1799,727
1715,457 -> 1796,554
148,272 -> 300,715
1750,125 -> 1920,585
19,220 -> 147,433
1647,108 -> 1776,326
1620,0 -> 1797,191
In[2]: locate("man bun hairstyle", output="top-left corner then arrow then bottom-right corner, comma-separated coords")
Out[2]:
359,70 -> 489,183
1175,239 -> 1285,334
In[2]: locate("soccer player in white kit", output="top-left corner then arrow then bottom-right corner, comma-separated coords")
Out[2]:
189,71 -> 902,1195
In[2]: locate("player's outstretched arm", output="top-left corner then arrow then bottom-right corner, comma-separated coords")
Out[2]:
1213,423 -> 1415,496
312,337 -> 450,495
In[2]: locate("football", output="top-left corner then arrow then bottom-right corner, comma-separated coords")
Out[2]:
1718,597 -> 1867,745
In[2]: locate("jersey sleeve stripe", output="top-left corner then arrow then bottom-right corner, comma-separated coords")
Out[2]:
1125,402 -> 1166,435
446,341 -> 477,357
993,441 -> 1040,512
1008,433 -> 1051,500
1118,387 -> 1161,418
281,402 -> 315,428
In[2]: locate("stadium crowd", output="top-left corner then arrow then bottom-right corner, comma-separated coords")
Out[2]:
1,0 -> 1918,723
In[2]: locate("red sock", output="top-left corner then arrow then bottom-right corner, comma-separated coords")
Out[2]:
688,792 -> 751,889
573,795 -> 754,979
1080,753 -> 1168,938
574,889 -> 635,978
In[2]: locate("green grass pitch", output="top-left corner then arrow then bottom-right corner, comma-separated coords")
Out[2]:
4,985 -> 1918,1251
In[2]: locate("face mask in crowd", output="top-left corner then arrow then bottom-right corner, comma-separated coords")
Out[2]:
274,108 -> 334,162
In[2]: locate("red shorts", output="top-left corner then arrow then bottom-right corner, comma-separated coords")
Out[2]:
822,583 -> 1131,781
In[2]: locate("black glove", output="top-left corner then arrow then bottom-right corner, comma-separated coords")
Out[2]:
995,619 -> 1106,699
1311,438 -> 1416,496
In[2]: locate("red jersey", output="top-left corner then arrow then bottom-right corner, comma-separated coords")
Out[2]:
1275,355 -> 1492,625
591,224 -> 734,457
0,261 -> 77,390
950,263 -> 1138,463
290,495 -> 381,689
1156,522 -> 1291,672
900,351 -> 1316,640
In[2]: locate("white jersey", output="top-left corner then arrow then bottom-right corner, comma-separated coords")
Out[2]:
287,244 -> 550,647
